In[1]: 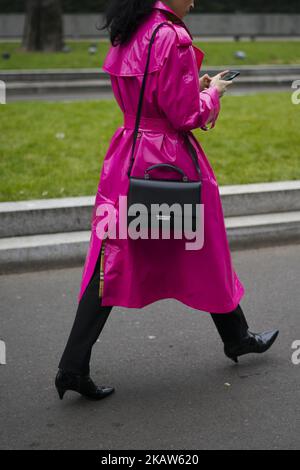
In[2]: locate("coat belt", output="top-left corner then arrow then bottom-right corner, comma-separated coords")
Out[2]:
123,113 -> 177,134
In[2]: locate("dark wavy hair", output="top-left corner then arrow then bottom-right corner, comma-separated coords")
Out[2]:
98,0 -> 157,46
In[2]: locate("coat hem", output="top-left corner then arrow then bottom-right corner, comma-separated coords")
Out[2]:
100,283 -> 245,314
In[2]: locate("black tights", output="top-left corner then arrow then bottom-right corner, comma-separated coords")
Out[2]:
58,252 -> 113,376
58,256 -> 249,375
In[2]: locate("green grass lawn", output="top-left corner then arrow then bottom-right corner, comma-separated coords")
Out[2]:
0,40 -> 300,70
0,92 -> 299,202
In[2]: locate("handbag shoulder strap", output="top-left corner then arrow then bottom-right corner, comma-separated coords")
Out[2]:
127,21 -> 201,180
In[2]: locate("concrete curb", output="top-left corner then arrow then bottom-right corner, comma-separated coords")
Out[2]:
0,181 -> 299,273
0,212 -> 299,274
1,181 -> 299,238
220,180 -> 300,217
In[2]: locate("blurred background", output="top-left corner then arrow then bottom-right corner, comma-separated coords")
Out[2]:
0,0 -> 299,202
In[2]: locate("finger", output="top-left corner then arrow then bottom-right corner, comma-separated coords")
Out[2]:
220,69 -> 230,77
220,80 -> 233,85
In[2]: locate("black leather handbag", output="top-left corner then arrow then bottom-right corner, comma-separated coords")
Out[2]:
127,21 -> 202,234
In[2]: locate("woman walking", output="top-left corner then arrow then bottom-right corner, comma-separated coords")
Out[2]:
55,0 -> 279,401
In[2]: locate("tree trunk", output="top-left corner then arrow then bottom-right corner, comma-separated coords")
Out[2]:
22,0 -> 63,52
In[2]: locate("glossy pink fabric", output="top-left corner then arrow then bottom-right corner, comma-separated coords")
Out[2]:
77,0 -> 245,313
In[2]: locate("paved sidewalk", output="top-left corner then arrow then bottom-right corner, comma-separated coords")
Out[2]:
0,243 -> 299,450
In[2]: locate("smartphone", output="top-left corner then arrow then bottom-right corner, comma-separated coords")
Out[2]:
222,70 -> 240,81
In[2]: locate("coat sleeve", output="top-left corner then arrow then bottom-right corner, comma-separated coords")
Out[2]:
156,28 -> 220,132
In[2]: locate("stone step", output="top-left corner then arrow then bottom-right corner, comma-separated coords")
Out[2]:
0,210 -> 300,273
5,74 -> 296,97
1,65 -> 300,82
1,181 -> 299,238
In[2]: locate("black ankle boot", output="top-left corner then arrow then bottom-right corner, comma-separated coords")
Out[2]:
224,329 -> 279,363
55,369 -> 115,400
211,304 -> 279,363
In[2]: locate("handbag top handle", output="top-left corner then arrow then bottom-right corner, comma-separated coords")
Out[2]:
126,21 -> 202,181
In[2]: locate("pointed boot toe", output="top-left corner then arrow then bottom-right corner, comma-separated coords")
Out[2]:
259,329 -> 279,350
87,382 -> 115,400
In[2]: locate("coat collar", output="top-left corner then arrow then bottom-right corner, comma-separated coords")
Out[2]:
153,0 -> 186,24
153,1 -> 204,71
153,1 -> 193,38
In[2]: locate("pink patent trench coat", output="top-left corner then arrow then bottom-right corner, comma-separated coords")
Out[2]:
77,0 -> 245,313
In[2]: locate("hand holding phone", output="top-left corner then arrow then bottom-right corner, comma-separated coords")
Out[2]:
221,70 -> 241,81
210,70 -> 239,97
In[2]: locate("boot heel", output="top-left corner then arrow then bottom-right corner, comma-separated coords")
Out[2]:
56,386 -> 66,400
228,355 -> 239,364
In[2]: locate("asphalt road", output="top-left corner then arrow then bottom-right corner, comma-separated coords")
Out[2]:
0,243 -> 299,450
